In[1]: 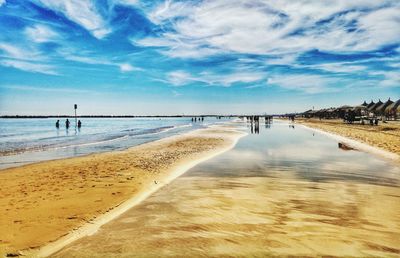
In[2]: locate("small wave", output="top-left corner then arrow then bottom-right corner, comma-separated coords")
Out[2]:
49,135 -> 130,150
0,124 -> 194,157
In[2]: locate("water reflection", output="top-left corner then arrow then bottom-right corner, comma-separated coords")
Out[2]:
197,121 -> 399,187
54,120 -> 400,257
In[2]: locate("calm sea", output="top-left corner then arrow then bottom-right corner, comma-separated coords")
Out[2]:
0,117 -> 227,169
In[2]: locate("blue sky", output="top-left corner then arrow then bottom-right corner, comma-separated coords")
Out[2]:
0,0 -> 399,115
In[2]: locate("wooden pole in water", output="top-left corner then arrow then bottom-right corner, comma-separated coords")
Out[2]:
74,104 -> 77,128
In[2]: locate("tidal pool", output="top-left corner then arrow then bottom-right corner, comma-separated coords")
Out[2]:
53,120 -> 400,257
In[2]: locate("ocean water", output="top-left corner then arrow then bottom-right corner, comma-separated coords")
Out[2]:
0,117 -> 226,169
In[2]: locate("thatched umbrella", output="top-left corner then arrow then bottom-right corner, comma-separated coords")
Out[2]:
375,98 -> 393,115
338,105 -> 353,110
361,100 -> 368,106
366,100 -> 375,109
385,99 -> 400,115
368,99 -> 383,112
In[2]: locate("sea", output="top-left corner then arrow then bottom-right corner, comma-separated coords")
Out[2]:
0,117 -> 227,169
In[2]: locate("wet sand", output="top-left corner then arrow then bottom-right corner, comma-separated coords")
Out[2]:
52,121 -> 400,257
0,126 -> 245,257
297,118 -> 400,157
53,177 -> 400,257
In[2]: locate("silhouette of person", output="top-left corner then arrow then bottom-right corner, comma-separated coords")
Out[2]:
78,120 -> 82,129
55,120 -> 60,129
65,119 -> 70,129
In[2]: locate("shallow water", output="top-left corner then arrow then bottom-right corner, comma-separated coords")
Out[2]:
53,120 -> 400,257
0,117 -> 222,169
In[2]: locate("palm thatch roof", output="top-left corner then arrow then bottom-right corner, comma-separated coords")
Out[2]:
352,105 -> 367,111
366,100 -> 375,109
361,101 -> 368,106
368,99 -> 383,111
375,98 -> 393,113
385,99 -> 400,113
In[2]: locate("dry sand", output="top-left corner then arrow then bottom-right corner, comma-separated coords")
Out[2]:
297,118 -> 400,158
0,126 -> 245,257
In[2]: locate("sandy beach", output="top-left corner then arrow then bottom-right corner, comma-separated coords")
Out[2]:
297,118 -> 400,158
51,120 -> 400,257
0,126 -> 245,257
53,177 -> 400,258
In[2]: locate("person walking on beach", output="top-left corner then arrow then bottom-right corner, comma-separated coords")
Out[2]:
65,119 -> 70,129
55,120 -> 60,129
77,120 -> 82,129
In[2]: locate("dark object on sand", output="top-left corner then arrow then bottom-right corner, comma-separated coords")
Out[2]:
338,142 -> 355,151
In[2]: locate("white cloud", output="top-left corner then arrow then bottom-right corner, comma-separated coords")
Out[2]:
33,0 -> 110,39
199,71 -> 265,87
370,71 -> 400,87
167,70 -> 193,86
0,0 -> 6,7
63,54 -> 110,65
267,74 -> 337,94
135,37 -> 220,58
25,24 -> 59,43
0,42 -> 47,62
0,60 -> 58,75
112,0 -> 139,7
58,49 -> 142,73
305,63 -> 366,73
2,85 -> 89,93
139,0 -> 400,57
166,70 -> 264,87
119,63 -> 141,72
0,43 -> 30,59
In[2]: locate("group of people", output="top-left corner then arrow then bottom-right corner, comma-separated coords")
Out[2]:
55,119 -> 82,129
191,117 -> 204,122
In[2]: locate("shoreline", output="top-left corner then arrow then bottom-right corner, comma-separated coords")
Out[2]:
0,125 -> 246,257
296,120 -> 400,163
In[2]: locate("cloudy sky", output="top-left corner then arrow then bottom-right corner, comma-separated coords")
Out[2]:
0,0 -> 399,115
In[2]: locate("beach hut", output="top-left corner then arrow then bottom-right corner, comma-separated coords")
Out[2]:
314,109 -> 325,119
385,99 -> 400,120
352,105 -> 367,116
336,105 -> 353,119
326,108 -> 337,119
368,99 -> 383,112
375,98 -> 393,116
366,100 -> 375,109
302,109 -> 313,118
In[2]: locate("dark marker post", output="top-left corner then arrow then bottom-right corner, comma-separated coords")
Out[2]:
74,104 -> 78,128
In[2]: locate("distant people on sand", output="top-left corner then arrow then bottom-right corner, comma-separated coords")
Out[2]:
55,120 -> 60,129
78,120 -> 82,129
65,119 -> 70,129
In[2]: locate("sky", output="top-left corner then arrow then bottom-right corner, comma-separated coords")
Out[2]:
0,0 -> 399,115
